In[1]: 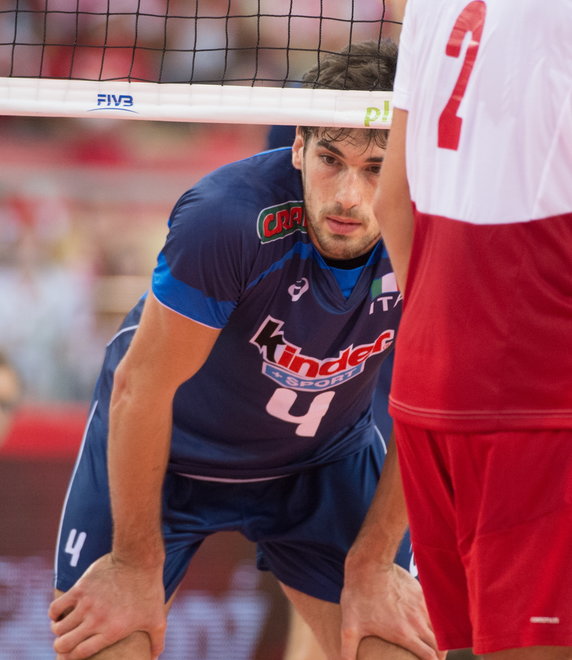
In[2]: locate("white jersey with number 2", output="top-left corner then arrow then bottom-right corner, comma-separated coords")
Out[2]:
388,0 -> 572,431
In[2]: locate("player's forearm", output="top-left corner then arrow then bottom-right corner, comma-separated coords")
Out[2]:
375,107 -> 414,293
346,435 -> 408,571
377,205 -> 414,295
106,362 -> 172,568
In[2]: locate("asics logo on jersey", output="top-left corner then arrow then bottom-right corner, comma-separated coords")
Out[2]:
257,201 -> 306,243
369,272 -> 402,314
288,278 -> 309,301
251,316 -> 395,392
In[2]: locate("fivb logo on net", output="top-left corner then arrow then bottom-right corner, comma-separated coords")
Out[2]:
90,92 -> 138,114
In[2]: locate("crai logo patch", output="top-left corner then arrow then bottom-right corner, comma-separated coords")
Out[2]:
257,200 -> 306,243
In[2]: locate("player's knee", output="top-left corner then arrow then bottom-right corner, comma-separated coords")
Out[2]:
55,631 -> 153,660
358,636 -> 420,659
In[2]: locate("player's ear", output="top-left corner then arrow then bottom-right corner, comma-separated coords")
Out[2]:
291,128 -> 305,171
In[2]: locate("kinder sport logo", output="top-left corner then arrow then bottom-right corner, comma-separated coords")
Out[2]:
251,315 -> 395,391
257,201 -> 306,243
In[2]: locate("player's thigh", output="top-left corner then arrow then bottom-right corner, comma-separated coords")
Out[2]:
280,582 -> 420,659
279,581 -> 340,657
447,650 -> 480,659
52,588 -> 178,660
54,631 -> 152,660
283,603 -> 327,660
283,600 -> 470,660
357,637 -> 427,659
257,442 -> 414,606
483,647 -> 572,660
55,401 -> 114,594
56,458 -> 212,602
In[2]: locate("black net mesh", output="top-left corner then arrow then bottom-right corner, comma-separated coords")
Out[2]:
0,1 -> 402,87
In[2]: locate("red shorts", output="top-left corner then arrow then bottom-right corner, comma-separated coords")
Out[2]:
394,422 -> 572,654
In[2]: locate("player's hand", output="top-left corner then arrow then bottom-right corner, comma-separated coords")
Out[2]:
340,560 -> 445,660
48,552 -> 166,660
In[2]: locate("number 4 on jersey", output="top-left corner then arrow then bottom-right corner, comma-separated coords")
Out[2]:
266,388 -> 335,437
438,1 -> 487,150
65,528 -> 87,567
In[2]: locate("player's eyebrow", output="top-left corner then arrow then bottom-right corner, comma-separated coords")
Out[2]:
316,138 -> 384,163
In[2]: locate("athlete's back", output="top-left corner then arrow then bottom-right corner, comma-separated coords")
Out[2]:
389,0 -> 572,431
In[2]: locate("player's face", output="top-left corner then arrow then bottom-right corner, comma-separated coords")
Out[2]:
292,128 -> 384,260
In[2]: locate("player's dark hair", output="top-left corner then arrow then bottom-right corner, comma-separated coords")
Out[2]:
299,39 -> 397,149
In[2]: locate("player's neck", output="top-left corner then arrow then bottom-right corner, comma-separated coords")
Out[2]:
323,248 -> 373,270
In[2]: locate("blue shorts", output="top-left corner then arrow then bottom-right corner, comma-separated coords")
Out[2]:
55,405 -> 413,604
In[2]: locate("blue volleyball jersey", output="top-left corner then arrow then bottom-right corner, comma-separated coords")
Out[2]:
146,147 -> 402,479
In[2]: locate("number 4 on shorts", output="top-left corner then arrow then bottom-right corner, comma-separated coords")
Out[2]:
64,528 -> 87,567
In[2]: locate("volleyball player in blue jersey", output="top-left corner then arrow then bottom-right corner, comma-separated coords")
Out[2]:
49,41 -> 441,660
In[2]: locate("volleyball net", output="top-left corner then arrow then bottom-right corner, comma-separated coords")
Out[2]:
0,1 -> 402,128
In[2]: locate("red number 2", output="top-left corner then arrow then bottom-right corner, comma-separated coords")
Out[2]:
438,1 -> 487,150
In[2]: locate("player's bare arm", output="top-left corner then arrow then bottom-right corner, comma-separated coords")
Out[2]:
340,436 -> 444,660
48,293 -> 220,660
373,108 -> 414,293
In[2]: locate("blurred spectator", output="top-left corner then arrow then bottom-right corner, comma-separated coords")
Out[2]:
2,0 -> 401,83
0,352 -> 22,445
0,0 -> 38,78
0,189 -> 100,402
159,0 -> 243,83
40,0 -> 166,81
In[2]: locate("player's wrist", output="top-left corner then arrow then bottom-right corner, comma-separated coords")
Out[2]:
345,537 -> 398,577
346,520 -> 405,574
110,542 -> 166,571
